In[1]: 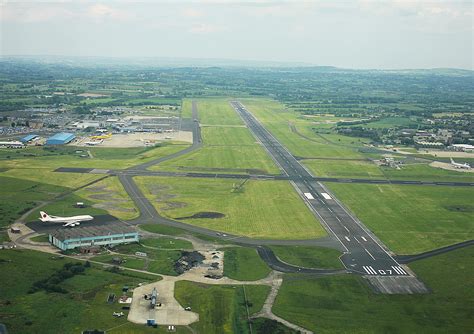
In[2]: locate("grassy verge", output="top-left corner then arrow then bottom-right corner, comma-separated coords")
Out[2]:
270,246 -> 343,269
222,247 -> 271,281
141,237 -> 193,250
135,177 -> 326,240
175,280 -> 270,334
273,246 -> 474,334
30,234 -> 49,242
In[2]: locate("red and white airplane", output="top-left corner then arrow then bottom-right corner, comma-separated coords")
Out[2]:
39,211 -> 93,227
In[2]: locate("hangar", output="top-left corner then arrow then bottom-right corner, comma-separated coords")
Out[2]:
46,132 -> 76,145
20,134 -> 39,143
49,224 -> 139,251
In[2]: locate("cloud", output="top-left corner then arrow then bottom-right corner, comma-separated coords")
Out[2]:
189,23 -> 221,34
181,8 -> 204,18
86,4 -> 134,21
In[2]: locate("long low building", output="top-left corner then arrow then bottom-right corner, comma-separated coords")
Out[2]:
46,132 -> 76,145
49,224 -> 139,251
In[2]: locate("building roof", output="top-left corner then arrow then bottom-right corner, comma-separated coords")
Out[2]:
20,134 -> 39,143
47,132 -> 75,142
50,223 -> 137,241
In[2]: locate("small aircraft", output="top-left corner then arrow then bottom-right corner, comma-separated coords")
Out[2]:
39,211 -> 93,227
450,158 -> 471,170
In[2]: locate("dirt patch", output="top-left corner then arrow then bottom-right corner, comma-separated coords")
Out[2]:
161,201 -> 187,210
147,184 -> 171,195
92,203 -> 136,213
88,193 -> 124,200
175,212 -> 225,220
86,185 -> 108,192
444,205 -> 474,213
174,251 -> 205,274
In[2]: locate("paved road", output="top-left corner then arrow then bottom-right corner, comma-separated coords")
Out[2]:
230,101 -> 410,278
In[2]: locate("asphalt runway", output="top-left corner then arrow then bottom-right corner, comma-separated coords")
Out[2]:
230,101 -> 410,278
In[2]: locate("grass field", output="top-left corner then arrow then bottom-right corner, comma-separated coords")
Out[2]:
303,159 -> 385,179
154,145 -> 280,174
326,183 -> 474,254
93,242 -> 183,275
0,249 -> 187,334
273,246 -> 474,334
270,246 -> 343,269
0,176 -> 72,229
76,176 -> 139,220
222,247 -> 271,281
175,280 -> 270,334
140,236 -> 193,250
135,176 -> 326,240
240,98 -> 366,159
153,98 -> 280,174
0,143 -> 189,170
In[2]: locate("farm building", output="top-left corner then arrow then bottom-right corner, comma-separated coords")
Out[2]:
46,132 -> 76,145
49,224 -> 139,251
20,134 -> 39,143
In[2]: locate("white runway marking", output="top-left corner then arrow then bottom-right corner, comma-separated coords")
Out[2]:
392,266 -> 407,275
345,236 -> 350,241
361,236 -> 367,242
304,192 -> 314,200
363,266 -> 377,275
321,192 -> 332,200
364,248 -> 376,260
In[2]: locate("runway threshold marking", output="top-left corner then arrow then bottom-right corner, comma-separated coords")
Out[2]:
391,266 -> 407,275
363,266 -> 377,275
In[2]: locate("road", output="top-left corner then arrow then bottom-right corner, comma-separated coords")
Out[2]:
230,101 -> 409,278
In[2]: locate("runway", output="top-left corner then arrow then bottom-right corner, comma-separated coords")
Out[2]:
230,101 -> 411,278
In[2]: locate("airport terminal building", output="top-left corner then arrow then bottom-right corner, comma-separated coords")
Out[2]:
49,224 -> 139,251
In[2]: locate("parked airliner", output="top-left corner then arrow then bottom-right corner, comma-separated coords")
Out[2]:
39,211 -> 93,227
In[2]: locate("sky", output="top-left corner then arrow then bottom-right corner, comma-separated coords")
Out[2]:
1,0 -> 473,69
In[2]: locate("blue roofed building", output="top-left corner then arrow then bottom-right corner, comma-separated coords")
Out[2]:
20,134 -> 39,143
46,132 -> 75,145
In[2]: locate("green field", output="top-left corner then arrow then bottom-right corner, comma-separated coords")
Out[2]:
152,98 -> 280,174
0,176 -> 72,229
135,176 -> 326,240
303,159 -> 385,179
273,246 -> 474,334
140,236 -> 193,250
93,242 -> 183,275
240,98 -> 366,159
175,280 -> 270,334
0,249 -> 187,334
222,247 -> 271,281
270,246 -> 343,269
326,183 -> 474,254
0,143 -> 189,170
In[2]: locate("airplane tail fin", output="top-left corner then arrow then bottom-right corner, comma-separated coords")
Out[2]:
39,211 -> 51,220
450,158 -> 455,164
